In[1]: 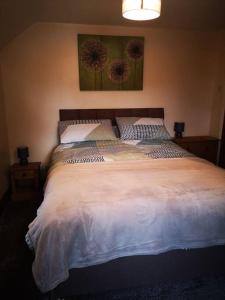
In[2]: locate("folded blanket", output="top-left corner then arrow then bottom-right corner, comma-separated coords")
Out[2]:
51,140 -> 193,165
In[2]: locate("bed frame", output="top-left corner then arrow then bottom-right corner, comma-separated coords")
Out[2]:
60,108 -> 164,125
48,108 -> 225,299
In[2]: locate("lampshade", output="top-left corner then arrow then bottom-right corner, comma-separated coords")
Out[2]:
122,0 -> 161,21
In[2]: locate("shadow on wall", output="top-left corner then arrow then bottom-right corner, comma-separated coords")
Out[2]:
0,68 -> 10,198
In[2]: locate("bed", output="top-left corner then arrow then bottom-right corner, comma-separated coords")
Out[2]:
25,108 -> 225,299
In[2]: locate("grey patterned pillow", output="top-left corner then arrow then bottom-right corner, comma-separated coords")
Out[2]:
58,119 -> 117,143
116,117 -> 171,140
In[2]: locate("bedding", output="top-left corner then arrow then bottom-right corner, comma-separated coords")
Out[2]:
59,119 -> 116,143
51,140 -> 192,164
25,139 -> 225,293
116,117 -> 171,140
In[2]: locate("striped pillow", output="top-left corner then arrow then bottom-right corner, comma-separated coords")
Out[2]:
116,117 -> 171,140
59,119 -> 117,143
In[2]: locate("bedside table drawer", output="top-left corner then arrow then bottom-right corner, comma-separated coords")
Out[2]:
14,170 -> 35,180
181,141 -> 217,161
11,162 -> 41,201
174,137 -> 219,164
179,142 -> 209,154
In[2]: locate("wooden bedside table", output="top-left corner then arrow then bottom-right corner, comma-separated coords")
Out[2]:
11,162 -> 41,201
173,136 -> 219,164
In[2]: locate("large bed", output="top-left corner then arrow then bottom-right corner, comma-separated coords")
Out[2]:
25,108 -> 225,299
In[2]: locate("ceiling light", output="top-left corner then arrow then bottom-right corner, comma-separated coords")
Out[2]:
122,0 -> 161,21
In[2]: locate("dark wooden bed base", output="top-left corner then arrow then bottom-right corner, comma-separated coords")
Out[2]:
48,108 -> 225,299
53,246 -> 225,298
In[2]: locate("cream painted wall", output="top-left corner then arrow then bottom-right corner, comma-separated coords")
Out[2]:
0,66 -> 10,198
0,23 -> 220,164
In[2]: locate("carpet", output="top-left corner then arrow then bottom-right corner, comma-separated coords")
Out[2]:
69,276 -> 225,300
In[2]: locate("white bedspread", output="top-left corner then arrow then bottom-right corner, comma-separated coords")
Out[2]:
26,157 -> 225,292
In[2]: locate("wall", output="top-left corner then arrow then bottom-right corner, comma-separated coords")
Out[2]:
0,23 -> 220,164
0,66 -> 10,198
210,31 -> 225,138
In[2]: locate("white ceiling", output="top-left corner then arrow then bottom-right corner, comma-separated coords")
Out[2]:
0,0 -> 225,48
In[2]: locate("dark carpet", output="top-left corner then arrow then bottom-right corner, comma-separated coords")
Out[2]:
0,197 -> 42,299
0,196 -> 225,300
71,276 -> 225,300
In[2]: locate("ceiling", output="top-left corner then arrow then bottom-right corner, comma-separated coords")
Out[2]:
0,0 -> 225,49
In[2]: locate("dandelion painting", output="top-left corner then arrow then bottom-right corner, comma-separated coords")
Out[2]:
78,34 -> 144,91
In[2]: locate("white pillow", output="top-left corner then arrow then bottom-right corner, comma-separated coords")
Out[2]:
60,122 -> 117,143
134,118 -> 164,126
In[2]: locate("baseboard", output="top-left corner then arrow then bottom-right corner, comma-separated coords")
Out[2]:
0,188 -> 10,215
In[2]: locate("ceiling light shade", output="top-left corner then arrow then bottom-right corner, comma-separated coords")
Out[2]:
122,0 -> 161,21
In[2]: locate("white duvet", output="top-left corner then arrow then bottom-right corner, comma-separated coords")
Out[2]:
26,157 -> 225,292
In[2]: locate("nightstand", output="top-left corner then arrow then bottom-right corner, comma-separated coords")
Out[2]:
173,136 -> 219,164
11,162 -> 41,201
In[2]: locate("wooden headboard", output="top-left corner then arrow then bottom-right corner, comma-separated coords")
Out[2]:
60,108 -> 164,125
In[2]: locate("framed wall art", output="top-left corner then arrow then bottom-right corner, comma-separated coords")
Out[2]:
78,34 -> 144,91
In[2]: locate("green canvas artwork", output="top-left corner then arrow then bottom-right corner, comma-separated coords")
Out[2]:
78,34 -> 144,91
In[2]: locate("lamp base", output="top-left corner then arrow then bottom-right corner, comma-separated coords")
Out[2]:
175,132 -> 183,138
19,158 -> 28,165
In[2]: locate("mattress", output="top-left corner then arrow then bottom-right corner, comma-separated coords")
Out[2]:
25,140 -> 225,292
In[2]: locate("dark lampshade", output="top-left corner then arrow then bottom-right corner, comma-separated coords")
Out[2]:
174,122 -> 185,138
17,146 -> 29,165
